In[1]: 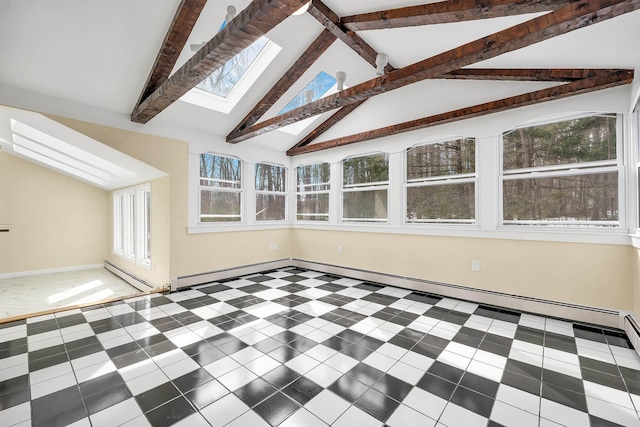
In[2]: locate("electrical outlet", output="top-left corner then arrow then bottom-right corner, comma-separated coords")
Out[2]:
337,245 -> 342,254
273,243 -> 278,250
471,260 -> 480,272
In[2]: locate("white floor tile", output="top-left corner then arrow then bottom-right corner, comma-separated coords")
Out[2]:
386,404 -> 437,427
439,403 -> 488,427
200,393 -> 250,427
217,366 -> 258,391
305,363 -> 343,388
90,398 -> 144,427
279,408 -> 329,427
402,387 -> 447,420
540,398 -> 590,427
332,405 -> 383,427
490,400 -> 539,427
304,390 -> 351,424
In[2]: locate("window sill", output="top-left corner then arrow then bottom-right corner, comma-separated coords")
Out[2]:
188,223 -> 291,234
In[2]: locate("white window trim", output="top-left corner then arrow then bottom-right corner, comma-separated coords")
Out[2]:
340,152 -> 390,224
255,162 -> 288,223
294,162 -> 331,223
112,183 -> 151,269
403,138 -> 478,226
198,153 -> 244,225
498,113 -> 625,229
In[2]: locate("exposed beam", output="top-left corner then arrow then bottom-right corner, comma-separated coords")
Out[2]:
287,69 -> 599,149
131,0 -> 307,124
440,68 -> 615,82
226,0 -> 640,143
134,0 -> 207,109
288,100 -> 367,152
307,0 -> 394,72
229,29 -> 336,136
287,69 -> 633,155
341,0 -> 576,31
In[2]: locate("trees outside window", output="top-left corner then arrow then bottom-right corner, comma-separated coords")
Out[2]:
296,163 -> 330,221
342,153 -> 389,222
406,138 -> 476,223
199,154 -> 242,222
502,114 -> 620,226
256,163 -> 287,221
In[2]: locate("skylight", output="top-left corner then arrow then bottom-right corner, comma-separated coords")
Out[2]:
196,36 -> 269,98
278,72 -> 341,136
279,71 -> 337,115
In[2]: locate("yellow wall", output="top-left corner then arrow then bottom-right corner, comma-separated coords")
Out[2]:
292,229 -> 634,311
0,151 -> 108,273
50,117 -> 293,284
633,248 -> 640,315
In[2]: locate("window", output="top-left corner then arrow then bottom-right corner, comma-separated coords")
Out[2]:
199,154 -> 242,222
196,37 -> 269,98
255,163 -> 286,221
342,153 -> 389,222
296,163 -> 330,221
113,184 -> 151,267
502,114 -> 620,227
279,72 -> 338,115
406,138 -> 476,224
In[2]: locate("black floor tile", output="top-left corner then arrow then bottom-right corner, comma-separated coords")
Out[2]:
341,343 -> 374,361
541,383 -> 587,412
144,396 -> 196,427
355,387 -> 399,422
173,368 -> 214,394
31,385 -> 83,418
235,377 -> 278,407
31,395 -> 87,427
428,361 -> 465,383
501,370 -> 541,396
0,387 -> 30,411
79,371 -> 125,397
0,375 -> 29,398
451,385 -> 495,418
253,392 -> 300,426
504,359 -> 542,380
191,346 -> 226,366
28,351 -> 69,372
416,372 -> 457,400
282,377 -> 323,405
460,372 -> 499,398
373,374 -> 413,402
580,356 -> 622,376
135,382 -> 181,413
345,363 -> 386,387
262,365 -> 301,390
83,383 -> 131,414
581,367 -> 626,391
542,369 -> 584,394
328,375 -> 368,403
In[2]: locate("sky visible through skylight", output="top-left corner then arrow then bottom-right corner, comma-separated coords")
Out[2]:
279,72 -> 337,115
196,21 -> 269,98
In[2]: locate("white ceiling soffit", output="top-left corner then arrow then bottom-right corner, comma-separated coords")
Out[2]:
0,106 -> 166,190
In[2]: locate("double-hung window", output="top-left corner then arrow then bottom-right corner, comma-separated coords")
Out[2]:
113,183 -> 151,267
199,154 -> 242,223
296,163 -> 330,221
342,153 -> 389,222
405,138 -> 476,224
255,163 -> 287,221
501,114 -> 621,227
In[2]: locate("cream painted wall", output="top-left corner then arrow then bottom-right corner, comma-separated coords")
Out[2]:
50,116 -> 293,283
292,229 -> 634,311
0,151 -> 107,273
633,248 -> 640,315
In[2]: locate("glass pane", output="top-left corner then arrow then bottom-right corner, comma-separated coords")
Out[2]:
144,191 -> 151,261
200,190 -> 241,222
196,37 -> 269,97
343,153 -> 389,186
503,172 -> 618,223
255,163 -> 286,191
256,194 -> 286,221
503,115 -> 617,170
279,72 -> 337,115
407,183 -> 475,221
297,193 -> 329,221
297,163 -> 330,191
199,154 -> 241,188
343,189 -> 388,221
407,139 -> 475,180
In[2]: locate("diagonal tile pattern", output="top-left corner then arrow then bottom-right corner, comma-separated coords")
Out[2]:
1,267 -> 639,427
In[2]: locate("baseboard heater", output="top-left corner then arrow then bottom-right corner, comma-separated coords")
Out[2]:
104,261 -> 155,292
172,258 -> 623,331
624,315 -> 640,357
172,259 -> 292,291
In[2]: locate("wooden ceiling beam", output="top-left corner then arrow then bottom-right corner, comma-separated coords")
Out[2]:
287,69 -> 633,155
135,0 -> 207,109
440,68 -> 614,82
226,0 -> 640,143
307,0 -> 394,72
229,29 -> 336,136
131,0 -> 307,124
341,0 -> 576,31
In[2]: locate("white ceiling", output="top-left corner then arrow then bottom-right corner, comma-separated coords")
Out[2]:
0,0 -> 639,156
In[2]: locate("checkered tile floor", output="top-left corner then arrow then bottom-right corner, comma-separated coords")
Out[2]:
1,268 -> 640,427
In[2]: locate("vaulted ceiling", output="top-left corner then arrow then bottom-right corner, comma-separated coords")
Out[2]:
1,0 -> 639,157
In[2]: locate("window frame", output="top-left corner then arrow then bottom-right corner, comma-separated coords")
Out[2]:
199,153 -> 244,224
255,162 -> 287,222
404,137 -> 478,225
499,113 -> 624,228
295,162 -> 331,222
341,152 -> 390,224
113,183 -> 151,268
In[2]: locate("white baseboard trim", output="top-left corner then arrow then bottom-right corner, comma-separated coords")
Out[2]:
172,259 -> 292,291
104,261 -> 155,293
291,259 -> 622,329
624,315 -> 640,358
0,263 -> 104,280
